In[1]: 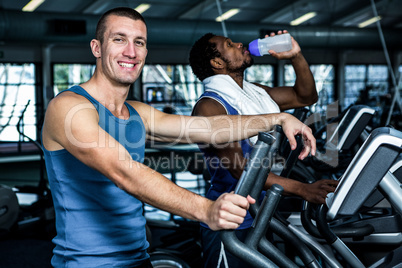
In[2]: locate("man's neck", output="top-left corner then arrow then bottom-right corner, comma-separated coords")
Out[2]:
80,77 -> 131,120
214,70 -> 245,88
228,72 -> 244,89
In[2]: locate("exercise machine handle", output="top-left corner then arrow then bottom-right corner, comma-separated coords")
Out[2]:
316,205 -> 365,268
301,201 -> 375,239
220,129 -> 280,267
234,129 -> 278,198
220,128 -> 301,268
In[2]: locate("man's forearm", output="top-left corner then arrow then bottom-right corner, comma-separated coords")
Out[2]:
115,157 -> 253,231
291,53 -> 318,104
264,172 -> 303,196
186,112 -> 287,145
144,109 -> 284,145
188,111 -> 315,159
117,158 -> 212,223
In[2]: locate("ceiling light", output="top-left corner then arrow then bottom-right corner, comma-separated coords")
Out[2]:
358,16 -> 381,28
290,12 -> 317,26
22,0 -> 45,12
216,8 -> 240,22
135,4 -> 151,14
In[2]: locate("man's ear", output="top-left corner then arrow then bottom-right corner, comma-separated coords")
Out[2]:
210,58 -> 224,70
90,39 -> 101,58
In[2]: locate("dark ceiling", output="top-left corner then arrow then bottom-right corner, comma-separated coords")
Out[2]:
2,0 -> 401,28
0,0 -> 401,49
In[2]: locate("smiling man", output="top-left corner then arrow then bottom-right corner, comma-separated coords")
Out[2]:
41,7 -> 317,268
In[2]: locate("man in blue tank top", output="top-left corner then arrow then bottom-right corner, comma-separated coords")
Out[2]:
189,33 -> 339,267
41,7 -> 317,268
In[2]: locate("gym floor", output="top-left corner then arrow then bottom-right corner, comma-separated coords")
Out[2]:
0,237 -> 53,268
0,170 -> 206,268
0,184 -> 54,268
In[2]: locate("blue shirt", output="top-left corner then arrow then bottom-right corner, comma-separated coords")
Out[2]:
43,86 -> 148,267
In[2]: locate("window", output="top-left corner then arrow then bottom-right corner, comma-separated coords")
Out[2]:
141,64 -> 206,221
142,64 -> 202,115
310,65 -> 335,113
244,65 -> 274,86
53,64 -> 95,96
344,65 -> 389,109
0,63 -> 37,142
285,64 -> 335,113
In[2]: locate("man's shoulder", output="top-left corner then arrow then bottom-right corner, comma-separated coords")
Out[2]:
47,90 -> 94,117
125,100 -> 153,113
54,87 -> 92,102
193,97 -> 227,116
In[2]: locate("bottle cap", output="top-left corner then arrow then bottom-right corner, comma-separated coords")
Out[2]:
248,39 -> 261,56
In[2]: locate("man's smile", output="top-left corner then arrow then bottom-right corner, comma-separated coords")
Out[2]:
118,62 -> 136,68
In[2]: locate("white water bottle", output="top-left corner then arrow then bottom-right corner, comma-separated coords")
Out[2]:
248,33 -> 292,56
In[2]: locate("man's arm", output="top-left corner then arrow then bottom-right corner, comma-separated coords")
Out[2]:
131,100 -> 315,160
193,98 -> 337,204
191,97 -> 247,180
42,92 -> 255,231
256,30 -> 318,111
264,173 -> 338,204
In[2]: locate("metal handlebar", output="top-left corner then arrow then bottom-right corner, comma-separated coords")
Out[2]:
220,127 -> 300,268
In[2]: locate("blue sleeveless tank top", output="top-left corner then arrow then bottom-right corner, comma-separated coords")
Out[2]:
196,91 -> 264,230
43,86 -> 148,267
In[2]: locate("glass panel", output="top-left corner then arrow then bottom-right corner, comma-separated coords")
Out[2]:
0,63 -> 36,141
344,81 -> 365,108
284,64 -> 334,113
345,65 -> 366,80
244,65 -> 274,86
344,65 -> 389,109
367,65 -> 388,80
310,65 -> 335,113
142,64 -> 202,115
284,64 -> 296,86
367,65 -> 389,98
344,65 -> 367,108
53,64 -> 95,95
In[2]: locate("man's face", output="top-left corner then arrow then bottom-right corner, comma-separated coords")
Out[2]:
98,15 -> 148,86
211,36 -> 253,73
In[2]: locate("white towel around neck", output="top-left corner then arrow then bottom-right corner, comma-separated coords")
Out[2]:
202,74 -> 280,144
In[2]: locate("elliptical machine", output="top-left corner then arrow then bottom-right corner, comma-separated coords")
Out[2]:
290,105 -> 377,183
219,126 -> 402,268
315,127 -> 402,267
220,126 -> 322,268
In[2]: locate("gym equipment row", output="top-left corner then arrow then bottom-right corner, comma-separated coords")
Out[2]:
220,123 -> 402,268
